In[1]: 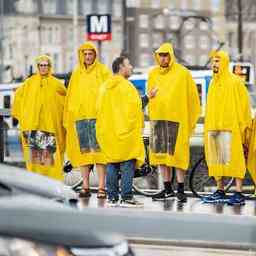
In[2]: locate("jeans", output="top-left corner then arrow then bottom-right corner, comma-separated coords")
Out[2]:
106,159 -> 135,200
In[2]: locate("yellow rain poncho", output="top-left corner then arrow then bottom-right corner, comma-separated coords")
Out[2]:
245,118 -> 256,184
96,75 -> 144,167
64,42 -> 111,167
148,43 -> 200,170
205,51 -> 251,179
12,55 -> 66,180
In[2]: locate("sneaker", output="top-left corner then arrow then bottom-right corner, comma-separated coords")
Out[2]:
176,192 -> 187,203
152,189 -> 175,201
227,192 -> 245,206
107,199 -> 119,207
120,198 -> 144,208
202,190 -> 226,204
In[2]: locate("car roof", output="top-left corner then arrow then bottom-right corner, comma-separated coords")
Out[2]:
0,164 -> 77,201
0,195 -> 123,248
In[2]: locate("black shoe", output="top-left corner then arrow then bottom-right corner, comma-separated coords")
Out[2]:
120,198 -> 144,208
107,199 -> 119,207
176,192 -> 187,203
152,189 -> 175,201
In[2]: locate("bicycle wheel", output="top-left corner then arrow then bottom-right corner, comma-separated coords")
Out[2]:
133,165 -> 175,197
189,157 -> 234,198
63,161 -> 83,191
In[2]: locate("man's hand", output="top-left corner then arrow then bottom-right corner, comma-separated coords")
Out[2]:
243,143 -> 249,161
148,87 -> 158,99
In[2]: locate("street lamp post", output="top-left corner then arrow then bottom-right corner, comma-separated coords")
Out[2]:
73,0 -> 78,65
0,0 -> 4,83
122,0 -> 128,53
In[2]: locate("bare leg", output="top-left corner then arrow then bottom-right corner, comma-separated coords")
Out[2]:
80,165 -> 91,189
235,178 -> 243,192
159,164 -> 172,182
96,164 -> 106,190
216,177 -> 224,191
176,168 -> 185,183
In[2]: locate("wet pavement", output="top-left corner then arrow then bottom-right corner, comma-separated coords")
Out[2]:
78,193 -> 256,217
78,194 -> 256,255
131,244 -> 256,256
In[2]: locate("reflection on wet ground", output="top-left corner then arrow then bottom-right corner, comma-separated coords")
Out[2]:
78,193 -> 256,217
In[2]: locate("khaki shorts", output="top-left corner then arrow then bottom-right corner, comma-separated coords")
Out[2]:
208,131 -> 232,165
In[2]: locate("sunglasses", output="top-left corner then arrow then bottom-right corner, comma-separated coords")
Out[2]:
38,64 -> 49,67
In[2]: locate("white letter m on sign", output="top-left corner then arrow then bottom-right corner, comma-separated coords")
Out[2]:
90,16 -> 108,33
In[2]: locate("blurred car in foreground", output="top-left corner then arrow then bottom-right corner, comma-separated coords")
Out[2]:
0,163 -> 78,205
0,195 -> 134,256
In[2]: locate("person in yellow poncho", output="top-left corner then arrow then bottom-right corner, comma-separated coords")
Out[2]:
11,55 -> 66,180
148,43 -> 200,203
64,42 -> 111,198
96,56 -> 145,207
203,51 -> 252,205
246,118 -> 256,189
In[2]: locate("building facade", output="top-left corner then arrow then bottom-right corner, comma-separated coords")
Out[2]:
125,0 -> 226,68
1,0 -> 123,81
2,0 -> 254,81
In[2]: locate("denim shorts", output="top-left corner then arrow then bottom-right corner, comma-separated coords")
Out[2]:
75,119 -> 100,153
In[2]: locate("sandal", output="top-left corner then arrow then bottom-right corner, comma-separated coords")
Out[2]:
79,188 -> 91,198
97,189 -> 107,199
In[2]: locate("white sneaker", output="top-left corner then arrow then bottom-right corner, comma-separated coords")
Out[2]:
106,199 -> 119,207
120,198 -> 144,208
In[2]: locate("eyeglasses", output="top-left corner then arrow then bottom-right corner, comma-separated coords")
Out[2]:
38,64 -> 49,67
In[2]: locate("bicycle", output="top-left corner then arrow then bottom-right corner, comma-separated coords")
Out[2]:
63,136 -> 175,197
188,153 -> 256,198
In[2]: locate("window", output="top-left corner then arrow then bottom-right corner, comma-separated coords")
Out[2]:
154,15 -> 165,29
97,0 -> 109,14
169,16 -> 181,30
127,0 -> 140,8
112,24 -> 122,43
151,0 -> 160,8
81,0 -> 92,16
166,32 -> 178,46
53,53 -> 59,72
199,21 -> 209,30
183,20 -> 195,30
152,33 -> 163,48
139,15 -> 149,28
66,0 -> 74,15
15,0 -> 37,13
67,27 -> 74,46
211,0 -> 220,12
66,52 -> 74,72
43,0 -> 57,15
48,27 -> 53,44
192,0 -> 202,10
113,0 -> 121,18
54,26 -> 60,44
180,0 -> 187,10
228,31 -> 234,47
184,35 -> 195,49
199,35 -> 210,50
139,33 -> 149,48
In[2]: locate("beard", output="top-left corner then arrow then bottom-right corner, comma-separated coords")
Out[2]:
213,67 -> 219,73
160,63 -> 169,68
